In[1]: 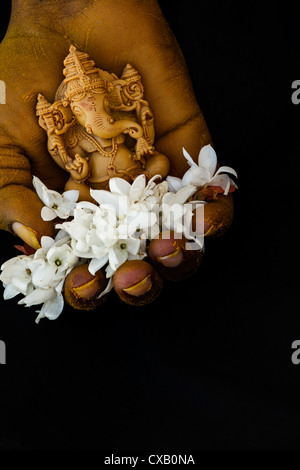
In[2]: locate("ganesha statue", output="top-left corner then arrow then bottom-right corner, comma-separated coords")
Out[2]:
36,45 -> 170,200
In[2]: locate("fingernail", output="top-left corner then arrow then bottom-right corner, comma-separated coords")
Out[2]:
71,276 -> 102,299
157,246 -> 183,267
114,261 -> 163,306
122,274 -> 152,297
12,222 -> 40,250
64,264 -> 107,310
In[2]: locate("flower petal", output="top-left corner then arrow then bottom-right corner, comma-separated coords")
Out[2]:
19,287 -> 55,306
90,189 -> 120,213
166,176 -> 183,193
55,279 -> 65,294
40,236 -> 55,253
98,277 -> 113,297
109,245 -> 128,271
91,244 -> 107,259
109,177 -> 131,196
35,311 -> 46,324
129,174 -> 146,202
173,185 -> 198,205
1,255 -> 26,271
76,239 -> 90,253
208,174 -> 231,195
214,165 -> 238,179
55,202 -> 75,219
183,147 -> 197,167
88,256 -> 108,276
62,190 -> 79,203
57,221 -> 89,241
105,264 -> 115,278
181,169 -> 194,187
41,206 -> 56,221
3,284 -> 21,300
151,180 -> 168,202
32,176 -> 48,205
77,201 -> 98,212
125,237 -> 140,255
198,145 -> 217,177
32,264 -> 57,288
183,166 -> 211,187
42,293 -> 64,320
11,275 -> 31,295
52,236 -> 71,249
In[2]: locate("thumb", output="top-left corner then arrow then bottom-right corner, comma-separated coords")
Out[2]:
0,147 -> 55,249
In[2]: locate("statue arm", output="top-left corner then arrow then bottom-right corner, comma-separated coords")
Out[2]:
47,133 -> 72,170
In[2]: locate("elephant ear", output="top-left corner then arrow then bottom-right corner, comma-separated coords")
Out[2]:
108,63 -> 144,112
36,93 -> 75,137
108,64 -> 155,145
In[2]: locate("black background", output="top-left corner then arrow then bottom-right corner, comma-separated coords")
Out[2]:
0,0 -> 298,453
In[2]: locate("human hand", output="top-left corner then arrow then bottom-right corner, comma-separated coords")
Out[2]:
0,0 -> 234,308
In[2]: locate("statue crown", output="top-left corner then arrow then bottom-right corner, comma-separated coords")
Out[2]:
63,45 -> 108,102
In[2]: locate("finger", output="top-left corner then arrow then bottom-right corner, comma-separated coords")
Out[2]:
193,194 -> 234,237
65,163 -> 74,171
64,264 -> 108,310
73,161 -> 82,170
148,231 -> 202,282
113,260 -> 163,306
0,185 -> 55,249
0,140 -> 57,248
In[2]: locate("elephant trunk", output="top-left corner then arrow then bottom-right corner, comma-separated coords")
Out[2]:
85,111 -> 143,140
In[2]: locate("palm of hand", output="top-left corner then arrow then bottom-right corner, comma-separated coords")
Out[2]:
0,0 -> 233,309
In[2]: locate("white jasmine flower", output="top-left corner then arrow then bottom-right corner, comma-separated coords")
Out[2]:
19,279 -> 65,324
167,145 -> 238,196
104,238 -> 145,278
32,239 -> 79,289
33,176 -> 79,221
88,235 -> 141,277
161,186 -> 197,234
98,238 -> 140,279
57,205 -> 96,258
34,290 -> 64,324
0,235 -> 79,323
58,204 -> 110,261
92,175 -> 163,236
109,174 -> 166,206
161,186 -> 205,249
2,161 -> 238,324
58,176 -> 162,278
108,237 -> 140,274
0,255 -> 40,299
19,286 -> 57,307
117,203 -> 157,240
91,190 -> 146,235
47,242 -> 78,274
